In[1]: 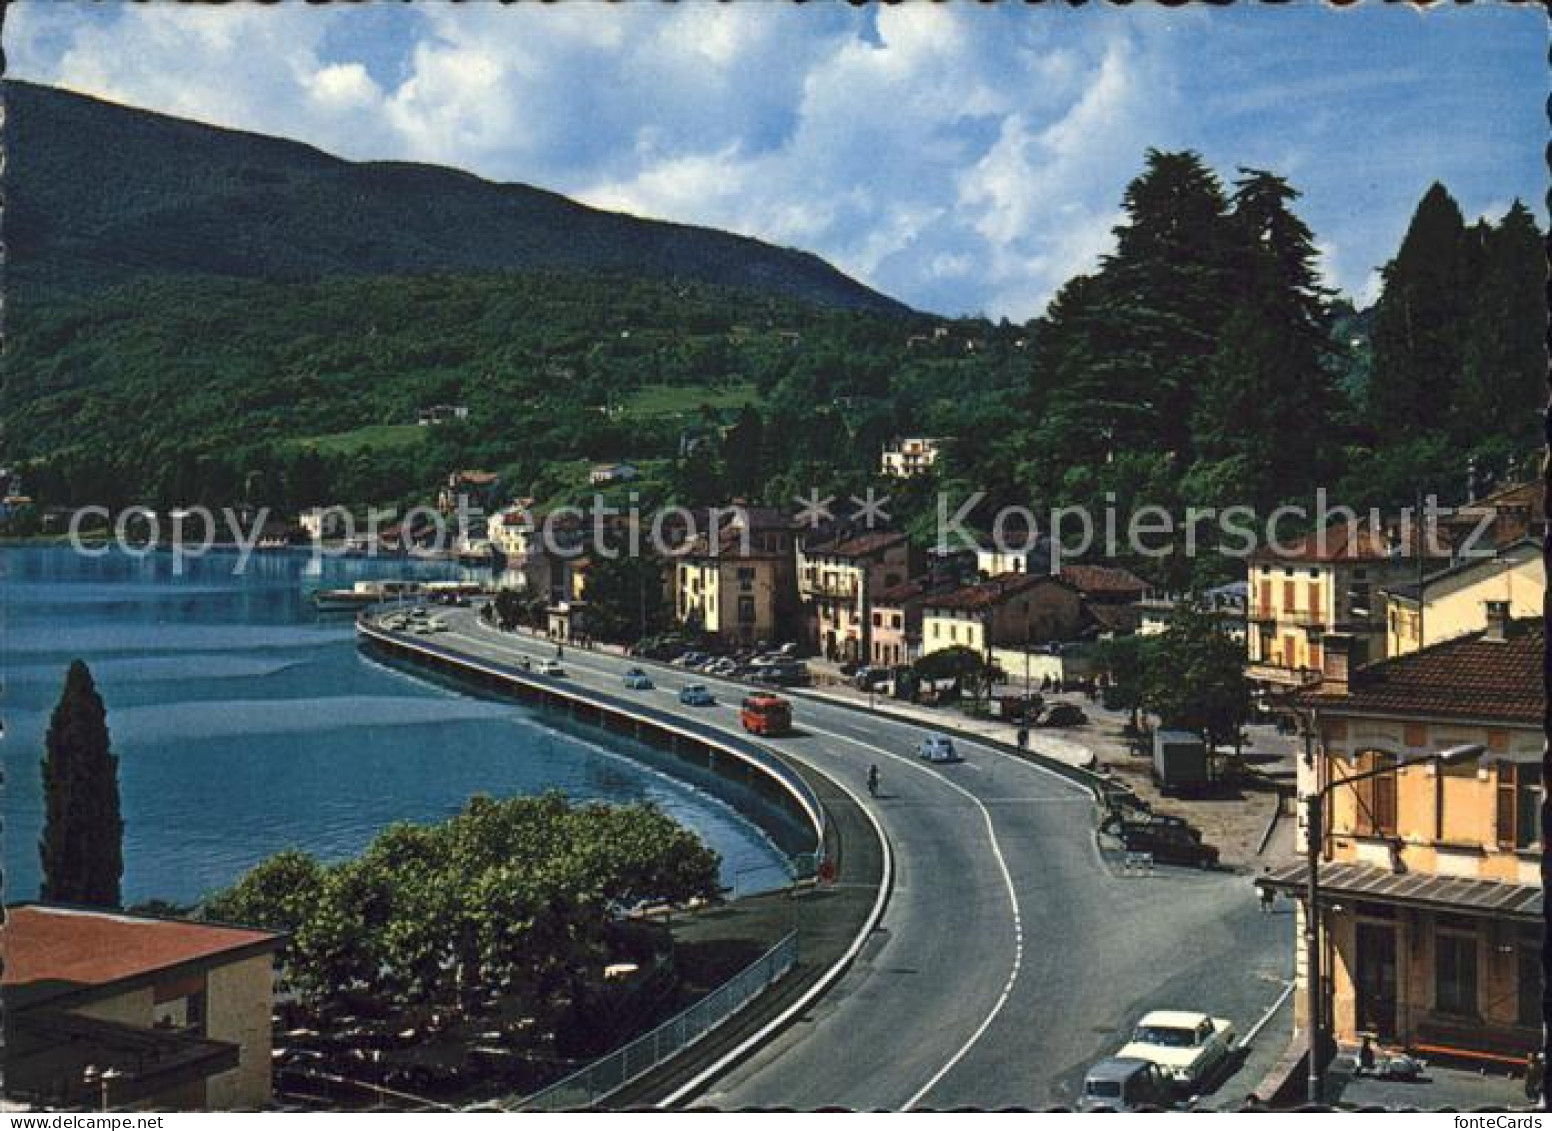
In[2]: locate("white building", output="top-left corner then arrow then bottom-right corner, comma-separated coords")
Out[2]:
880,437 -> 942,478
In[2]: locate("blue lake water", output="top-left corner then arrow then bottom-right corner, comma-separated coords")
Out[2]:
2,546 -> 791,904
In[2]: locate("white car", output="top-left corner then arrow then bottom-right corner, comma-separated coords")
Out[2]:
917,734 -> 960,763
1115,1010 -> 1235,1091
538,660 -> 566,677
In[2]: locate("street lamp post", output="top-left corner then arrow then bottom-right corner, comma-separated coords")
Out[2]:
1302,741 -> 1485,1104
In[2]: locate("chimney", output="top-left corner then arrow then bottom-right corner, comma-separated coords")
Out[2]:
1482,599 -> 1510,642
1320,632 -> 1353,696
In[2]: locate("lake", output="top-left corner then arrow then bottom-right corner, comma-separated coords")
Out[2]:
2,545 -> 791,905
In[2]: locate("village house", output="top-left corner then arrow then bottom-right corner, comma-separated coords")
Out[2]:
1246,519 -> 1451,694
2,904 -> 284,1110
1137,581 -> 1249,643
1381,537 -> 1544,658
416,403 -> 468,426
868,580 -> 935,669
589,463 -> 639,486
796,529 -> 913,662
437,469 -> 498,518
921,572 -> 1085,664
1258,605 -> 1542,1069
879,437 -> 943,478
673,508 -> 798,647
1055,563 -> 1149,634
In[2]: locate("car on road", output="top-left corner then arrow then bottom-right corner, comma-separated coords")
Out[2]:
623,668 -> 654,690
917,734 -> 960,763
538,660 -> 566,677
1078,1057 -> 1176,1112
1117,820 -> 1219,869
1036,703 -> 1088,728
1117,1010 -> 1236,1091
678,685 -> 715,706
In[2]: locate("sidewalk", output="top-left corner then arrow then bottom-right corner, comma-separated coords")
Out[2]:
606,731 -> 887,1108
802,680 -> 1096,770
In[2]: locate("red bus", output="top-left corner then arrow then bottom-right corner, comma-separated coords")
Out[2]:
740,694 -> 792,737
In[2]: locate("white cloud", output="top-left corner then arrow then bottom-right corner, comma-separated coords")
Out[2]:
6,3 -> 1543,317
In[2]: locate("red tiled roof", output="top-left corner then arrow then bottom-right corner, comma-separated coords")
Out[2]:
1250,518 -> 1454,564
876,579 -> 930,607
923,572 -> 1055,613
806,530 -> 907,559
1295,618 -> 1544,725
3,905 -> 282,1000
1057,564 -> 1148,596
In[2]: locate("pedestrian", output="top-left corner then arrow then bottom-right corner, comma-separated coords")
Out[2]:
1017,726 -> 1029,751
1356,1034 -> 1375,1076
1526,1051 -> 1545,1105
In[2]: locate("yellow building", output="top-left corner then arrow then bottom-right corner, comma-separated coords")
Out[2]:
2,905 -> 283,1110
1382,538 -> 1543,657
674,514 -> 796,646
1247,519 -> 1447,691
1260,608 -> 1542,1067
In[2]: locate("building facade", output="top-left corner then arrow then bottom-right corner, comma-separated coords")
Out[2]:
3,905 -> 283,1110
879,437 -> 942,478
1247,520 -> 1448,691
797,530 -> 912,662
1382,538 -> 1544,657
921,573 -> 1083,660
1260,609 -> 1542,1067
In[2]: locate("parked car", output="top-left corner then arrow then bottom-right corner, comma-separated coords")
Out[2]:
678,685 -> 715,706
917,734 -> 960,763
1036,703 -> 1088,728
673,651 -> 708,668
538,660 -> 566,677
854,666 -> 891,691
623,668 -> 654,690
1117,821 -> 1218,869
1116,1010 -> 1236,1091
1078,1057 -> 1176,1112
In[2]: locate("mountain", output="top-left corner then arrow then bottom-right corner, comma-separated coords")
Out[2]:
2,80 -> 910,314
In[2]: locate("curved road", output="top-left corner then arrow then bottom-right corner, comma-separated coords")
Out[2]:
387,609 -> 1288,1110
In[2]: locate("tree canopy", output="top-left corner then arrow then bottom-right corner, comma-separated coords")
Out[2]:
203,792 -> 721,1004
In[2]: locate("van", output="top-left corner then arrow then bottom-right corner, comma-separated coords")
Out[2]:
1078,1057 -> 1175,1112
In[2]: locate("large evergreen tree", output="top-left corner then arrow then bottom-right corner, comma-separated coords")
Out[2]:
39,660 -> 124,907
1029,151 -> 1238,492
1190,169 -> 1338,509
1458,200 -> 1546,457
1367,182 -> 1473,435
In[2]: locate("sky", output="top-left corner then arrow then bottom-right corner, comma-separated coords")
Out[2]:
6,1 -> 1546,319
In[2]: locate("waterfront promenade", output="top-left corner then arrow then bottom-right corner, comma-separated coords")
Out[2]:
362,607 -> 1291,1109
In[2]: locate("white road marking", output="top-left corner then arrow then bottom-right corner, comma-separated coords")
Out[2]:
1240,979 -> 1295,1049
453,620 -> 1033,1108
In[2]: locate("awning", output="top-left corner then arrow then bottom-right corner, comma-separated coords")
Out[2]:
1256,859 -> 1542,923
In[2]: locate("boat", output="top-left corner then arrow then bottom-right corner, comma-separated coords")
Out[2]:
310,580 -> 424,612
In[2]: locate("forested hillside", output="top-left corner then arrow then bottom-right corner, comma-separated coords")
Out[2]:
6,81 -> 1543,586
3,80 -> 905,313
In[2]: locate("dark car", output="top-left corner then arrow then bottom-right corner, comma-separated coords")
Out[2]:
1078,1057 -> 1177,1112
1118,821 -> 1219,869
1036,702 -> 1088,728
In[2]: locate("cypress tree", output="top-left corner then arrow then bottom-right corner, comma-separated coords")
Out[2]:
39,660 -> 124,907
